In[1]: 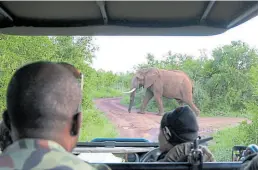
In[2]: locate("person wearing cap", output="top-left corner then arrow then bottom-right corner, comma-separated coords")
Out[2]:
157,106 -> 215,162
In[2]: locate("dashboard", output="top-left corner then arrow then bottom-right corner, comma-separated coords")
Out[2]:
73,138 -> 160,163
74,149 -> 155,163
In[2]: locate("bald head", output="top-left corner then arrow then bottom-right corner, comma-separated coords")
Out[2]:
6,61 -> 82,139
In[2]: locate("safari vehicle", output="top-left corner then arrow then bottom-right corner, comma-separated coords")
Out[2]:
1,1 -> 258,170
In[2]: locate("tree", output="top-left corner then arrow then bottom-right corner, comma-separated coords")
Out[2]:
0,36 -> 55,112
0,35 -> 118,141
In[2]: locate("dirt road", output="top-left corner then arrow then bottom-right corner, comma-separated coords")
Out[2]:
94,97 -> 248,142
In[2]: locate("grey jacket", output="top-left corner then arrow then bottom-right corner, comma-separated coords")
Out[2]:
241,153 -> 258,170
158,142 -> 215,162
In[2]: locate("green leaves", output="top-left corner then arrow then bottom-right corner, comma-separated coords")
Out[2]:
0,36 -> 56,112
0,35 -> 119,141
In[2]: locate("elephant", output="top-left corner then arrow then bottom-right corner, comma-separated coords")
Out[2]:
123,67 -> 200,116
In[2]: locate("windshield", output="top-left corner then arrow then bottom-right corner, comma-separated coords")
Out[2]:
1,16 -> 258,163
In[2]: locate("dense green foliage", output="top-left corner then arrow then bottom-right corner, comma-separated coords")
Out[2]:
0,35 -> 119,141
121,41 -> 258,117
90,69 -> 122,98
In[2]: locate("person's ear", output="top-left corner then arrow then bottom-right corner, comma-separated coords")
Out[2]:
70,112 -> 82,136
3,110 -> 11,131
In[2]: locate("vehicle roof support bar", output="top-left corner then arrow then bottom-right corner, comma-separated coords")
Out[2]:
96,1 -> 108,25
0,7 -> 13,22
200,0 -> 216,24
227,3 -> 258,28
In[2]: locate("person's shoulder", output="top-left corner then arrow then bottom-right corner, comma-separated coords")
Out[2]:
199,145 -> 216,162
165,142 -> 215,162
0,139 -> 112,170
241,153 -> 258,170
172,142 -> 192,151
38,150 -> 94,168
0,148 -> 109,170
163,142 -> 191,162
168,142 -> 191,153
91,163 -> 112,170
33,150 -> 111,170
0,152 -> 112,170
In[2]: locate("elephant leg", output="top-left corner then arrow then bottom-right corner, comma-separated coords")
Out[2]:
176,99 -> 184,107
190,102 -> 200,116
138,90 -> 153,114
153,91 -> 164,116
185,101 -> 200,116
180,88 -> 200,116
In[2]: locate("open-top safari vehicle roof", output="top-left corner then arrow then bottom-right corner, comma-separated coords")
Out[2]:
1,1 -> 257,170
0,1 -> 258,36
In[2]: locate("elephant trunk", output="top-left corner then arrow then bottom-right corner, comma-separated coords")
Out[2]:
128,90 -> 136,113
128,76 -> 138,113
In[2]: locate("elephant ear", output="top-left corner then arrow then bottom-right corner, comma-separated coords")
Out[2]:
144,69 -> 159,88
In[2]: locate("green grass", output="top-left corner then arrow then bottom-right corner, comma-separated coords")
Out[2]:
78,87 -> 120,141
209,122 -> 249,162
79,108 -> 118,142
92,88 -> 122,99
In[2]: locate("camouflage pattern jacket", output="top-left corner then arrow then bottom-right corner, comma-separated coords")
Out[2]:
157,142 -> 216,162
0,138 -> 111,170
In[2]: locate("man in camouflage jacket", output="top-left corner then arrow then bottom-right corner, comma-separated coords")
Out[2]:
157,106 -> 215,162
0,61 -> 111,170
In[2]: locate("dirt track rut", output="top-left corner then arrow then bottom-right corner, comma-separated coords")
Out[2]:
94,97 -> 248,142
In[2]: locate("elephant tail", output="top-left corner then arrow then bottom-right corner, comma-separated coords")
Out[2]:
192,86 -> 194,94
191,81 -> 195,95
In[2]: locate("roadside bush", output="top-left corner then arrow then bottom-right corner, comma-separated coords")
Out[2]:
0,35 -> 119,141
79,109 -> 118,141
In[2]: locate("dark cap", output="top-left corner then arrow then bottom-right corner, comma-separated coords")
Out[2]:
160,106 -> 199,144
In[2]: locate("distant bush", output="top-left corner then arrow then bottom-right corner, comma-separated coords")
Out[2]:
0,35 -> 118,141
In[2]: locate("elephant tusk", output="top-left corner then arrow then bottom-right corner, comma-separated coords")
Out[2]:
122,88 -> 136,94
